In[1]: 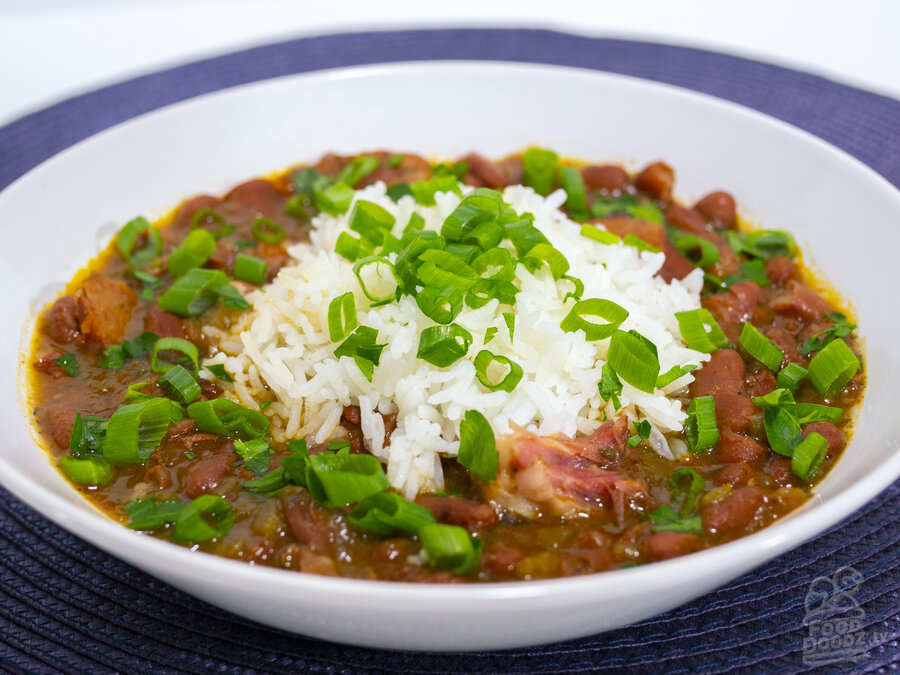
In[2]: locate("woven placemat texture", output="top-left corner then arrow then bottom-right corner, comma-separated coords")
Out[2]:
1,29 -> 898,674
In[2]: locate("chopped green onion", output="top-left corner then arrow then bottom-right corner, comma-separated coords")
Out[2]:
470,248 -> 514,282
580,225 -> 621,245
791,432 -> 828,481
251,217 -> 287,244
685,395 -> 719,452
58,455 -> 113,486
465,279 -> 518,309
348,492 -> 436,536
560,298 -> 629,341
739,322 -> 784,371
751,388 -> 802,457
417,324 -> 473,367
117,216 -> 163,266
334,326 -> 386,382
503,312 -> 515,341
151,337 -> 199,375
776,363 -> 808,392
647,505 -> 702,534
441,188 -> 503,242
746,230 -> 796,259
473,351 -> 523,393
668,467 -> 705,516
157,268 -> 232,316
348,199 -> 396,243
674,235 -> 720,268
522,147 -> 558,195
560,275 -> 584,302
558,166 -> 587,216
353,256 -> 399,304
623,233 -> 661,254
807,339 -> 860,396
124,497 -> 184,530
409,175 -> 461,205
335,231 -> 363,261
168,229 -> 217,278
463,221 -> 504,250
394,230 -> 445,292
233,254 -> 267,285
174,494 -> 234,542
504,219 -> 548,257
483,327 -> 498,344
521,242 -> 570,280
607,329 -> 660,393
284,194 -> 309,221
675,308 -> 730,353
190,209 -> 235,239
419,523 -> 482,573
158,364 -> 201,404
52,353 -> 79,377
656,364 -> 697,389
416,285 -> 464,324
598,363 -> 623,410
233,438 -> 272,475
304,452 -> 390,508
313,181 -> 355,215
386,154 -> 404,168
800,312 -> 856,355
204,363 -> 233,383
328,292 -> 358,342
187,399 -> 270,440
292,168 -> 329,195
417,249 -> 478,291
337,155 -> 379,187
100,398 -> 173,463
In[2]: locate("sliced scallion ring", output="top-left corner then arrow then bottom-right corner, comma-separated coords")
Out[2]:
471,248 -> 515,281
674,235 -> 720,268
416,285 -> 464,324
419,523 -> 482,574
739,322 -> 784,371
353,256 -> 399,305
473,350 -> 523,393
521,242 -> 570,280
464,279 -> 518,309
158,364 -> 201,404
685,395 -> 720,452
327,292 -> 358,342
791,432 -> 828,481
776,362 -> 808,392
157,268 -> 232,316
117,216 -> 163,266
560,298 -> 629,341
558,166 -> 587,216
100,398 -> 173,463
607,329 -> 660,393
190,208 -> 235,239
174,494 -> 234,542
522,147 -> 558,195
417,324 -> 473,367
807,339 -> 860,396
168,228 -> 217,277
233,253 -> 267,285
580,225 -> 621,245
187,399 -> 270,440
151,337 -> 199,375
305,452 -> 390,508
58,455 -> 114,486
251,217 -> 286,244
675,308 -> 730,353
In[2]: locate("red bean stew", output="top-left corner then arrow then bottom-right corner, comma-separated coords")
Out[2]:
29,150 -> 864,581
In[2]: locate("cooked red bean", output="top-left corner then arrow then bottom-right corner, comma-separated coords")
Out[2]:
460,152 -> 509,189
416,495 -> 498,531
716,432 -> 767,464
665,203 -> 706,235
714,462 -> 754,487
581,165 -> 629,192
644,531 -> 701,561
44,295 -> 80,344
694,191 -> 737,228
772,280 -> 833,320
595,216 -> 695,282
762,326 -> 801,366
182,443 -> 235,499
634,161 -> 674,200
703,486 -> 764,535
144,306 -> 188,340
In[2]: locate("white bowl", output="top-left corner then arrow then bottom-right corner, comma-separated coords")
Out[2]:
2,62 -> 898,652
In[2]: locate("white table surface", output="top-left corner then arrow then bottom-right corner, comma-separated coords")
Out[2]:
1,0 -> 898,128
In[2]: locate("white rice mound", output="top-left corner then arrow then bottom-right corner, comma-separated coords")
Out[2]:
204,183 -> 710,498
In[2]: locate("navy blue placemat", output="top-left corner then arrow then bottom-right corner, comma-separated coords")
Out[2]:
1,29 -> 898,674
